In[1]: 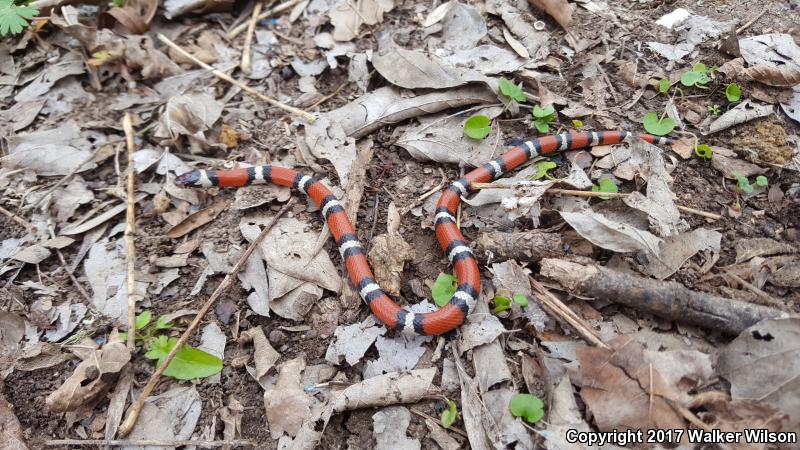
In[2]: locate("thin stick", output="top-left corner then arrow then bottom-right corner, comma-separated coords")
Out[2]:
157,33 -> 315,123
736,10 -> 767,34
471,183 -> 723,220
118,198 -> 295,437
0,205 -> 33,230
529,276 -> 610,350
45,439 -> 254,447
724,272 -> 785,309
123,113 -> 138,351
227,0 -> 305,38
240,0 -> 263,73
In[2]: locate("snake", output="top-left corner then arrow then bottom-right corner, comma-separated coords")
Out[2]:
176,131 -> 673,336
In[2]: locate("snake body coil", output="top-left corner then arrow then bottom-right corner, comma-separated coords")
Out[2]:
177,131 -> 673,335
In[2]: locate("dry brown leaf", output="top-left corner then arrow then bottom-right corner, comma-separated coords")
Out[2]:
528,0 -> 574,29
263,357 -> 310,438
717,318 -> 800,430
744,64 -> 800,87
46,341 -> 130,413
367,203 -> 414,296
693,393 -> 786,450
166,199 -> 230,238
576,336 -> 686,433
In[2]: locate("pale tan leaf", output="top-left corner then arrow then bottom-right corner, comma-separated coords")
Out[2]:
744,64 -> 800,87
502,27 -> 530,58
527,0 -> 574,29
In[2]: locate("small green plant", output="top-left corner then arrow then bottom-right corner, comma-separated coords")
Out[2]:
529,160 -> 557,180
680,63 -> 711,88
735,174 -> 754,194
658,78 -> 671,94
725,83 -> 741,102
571,119 -> 584,129
431,273 -> 458,307
110,0 -> 124,6
591,178 -> 618,199
0,0 -> 38,36
509,393 -> 545,424
708,104 -> 721,116
122,310 -> 222,381
695,144 -> 713,160
532,104 -> 556,133
755,175 -> 768,187
642,112 -> 675,136
493,292 -> 529,313
498,78 -> 527,103
440,399 -> 458,428
464,114 -> 492,140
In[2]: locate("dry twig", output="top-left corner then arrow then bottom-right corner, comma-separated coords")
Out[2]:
157,33 -> 315,122
528,276 -> 610,349
118,198 -> 295,436
240,0 -> 263,73
123,113 -> 138,350
227,0 -> 306,38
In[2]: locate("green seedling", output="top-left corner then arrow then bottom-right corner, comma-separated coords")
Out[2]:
642,112 -> 675,136
529,160 -> 557,180
431,273 -> 458,307
755,175 -> 768,187
532,104 -> 556,133
708,104 -> 721,116
498,78 -> 526,103
464,114 -> 492,140
680,63 -> 711,88
144,335 -> 223,381
734,173 -> 755,194
695,144 -> 713,160
509,393 -> 545,424
440,400 -> 458,428
0,0 -> 38,36
725,83 -> 741,102
658,78 -> 671,94
120,310 -> 221,381
592,178 -> 618,199
494,292 -> 529,313
571,119 -> 583,129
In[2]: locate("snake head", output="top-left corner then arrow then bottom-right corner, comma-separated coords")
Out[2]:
175,171 -> 201,187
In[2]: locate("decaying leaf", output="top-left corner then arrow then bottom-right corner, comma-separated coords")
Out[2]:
644,228 -> 721,280
707,100 -> 773,134
0,384 -> 28,450
244,326 -> 280,381
367,203 -> 414,296
126,386 -> 202,443
167,199 -> 230,238
560,208 -> 662,256
329,0 -> 394,41
372,407 -> 421,450
576,336 -> 686,432
264,357 -> 310,438
744,64 -> 800,87
325,319 -> 386,366
46,341 -> 131,413
2,121 -> 98,176
717,318 -> 800,430
527,0 -> 574,29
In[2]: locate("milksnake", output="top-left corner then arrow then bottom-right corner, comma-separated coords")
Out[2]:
176,131 -> 673,336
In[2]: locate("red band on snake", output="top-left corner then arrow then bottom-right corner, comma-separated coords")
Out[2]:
176,131 -> 673,335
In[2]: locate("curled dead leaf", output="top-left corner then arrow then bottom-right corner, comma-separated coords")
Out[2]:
46,341 -> 130,413
166,199 -> 230,238
744,65 -> 800,87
